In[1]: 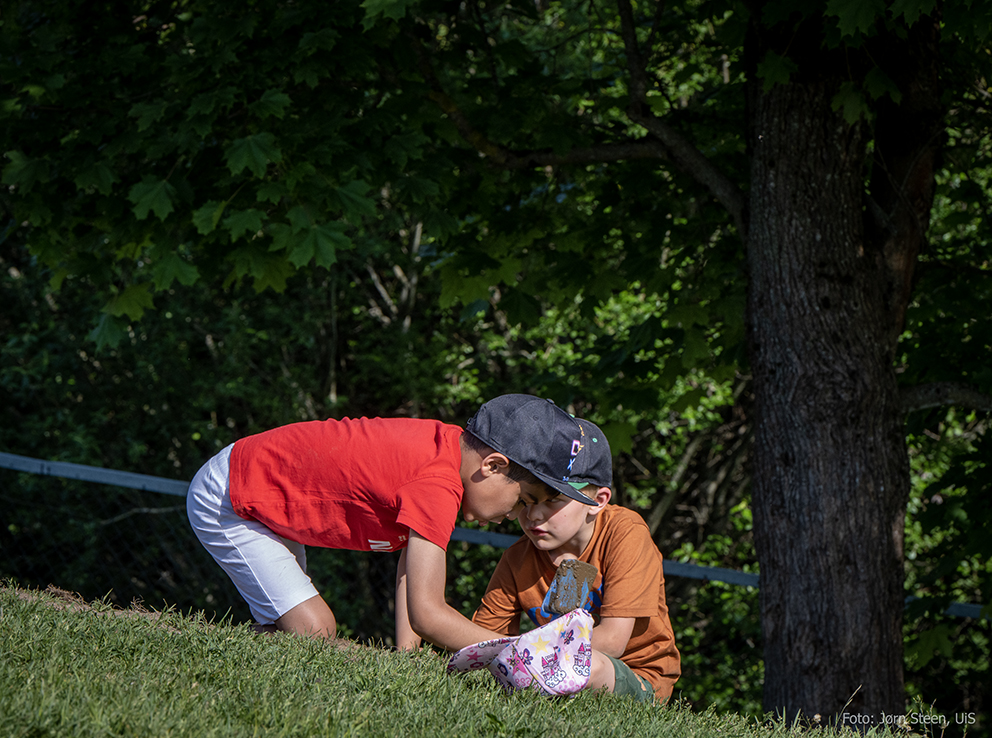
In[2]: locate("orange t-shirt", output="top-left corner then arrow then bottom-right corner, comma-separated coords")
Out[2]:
472,504 -> 681,701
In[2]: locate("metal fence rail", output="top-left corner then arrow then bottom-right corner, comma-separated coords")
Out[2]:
0,450 -> 749,585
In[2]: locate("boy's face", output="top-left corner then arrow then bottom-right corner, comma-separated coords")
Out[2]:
517,488 -> 608,559
461,477 -> 552,526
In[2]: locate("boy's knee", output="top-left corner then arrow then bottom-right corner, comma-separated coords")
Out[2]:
589,650 -> 617,691
275,594 -> 338,639
603,654 -> 655,702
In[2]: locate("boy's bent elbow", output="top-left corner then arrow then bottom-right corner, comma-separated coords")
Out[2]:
407,609 -> 430,639
407,601 -> 447,644
599,643 -> 627,659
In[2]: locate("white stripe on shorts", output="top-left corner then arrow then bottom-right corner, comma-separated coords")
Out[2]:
186,443 -> 319,624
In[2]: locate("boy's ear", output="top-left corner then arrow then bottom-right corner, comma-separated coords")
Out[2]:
480,452 -> 510,477
587,486 -> 611,512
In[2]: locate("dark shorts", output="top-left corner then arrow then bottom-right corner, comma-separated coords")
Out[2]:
605,655 -> 655,702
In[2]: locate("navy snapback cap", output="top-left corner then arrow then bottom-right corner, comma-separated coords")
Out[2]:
466,394 -> 613,505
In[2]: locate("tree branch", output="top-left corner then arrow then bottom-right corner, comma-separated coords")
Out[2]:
912,259 -> 992,282
900,382 -> 992,414
408,17 -> 745,234
866,13 -> 944,339
365,262 -> 398,321
629,111 -> 747,235
616,0 -> 651,103
616,0 -> 747,236
407,32 -> 669,168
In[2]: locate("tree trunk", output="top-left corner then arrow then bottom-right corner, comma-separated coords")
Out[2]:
746,72 -> 911,724
743,6 -> 944,721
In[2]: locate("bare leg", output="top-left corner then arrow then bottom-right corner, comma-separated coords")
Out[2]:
588,650 -> 618,692
274,594 -> 337,639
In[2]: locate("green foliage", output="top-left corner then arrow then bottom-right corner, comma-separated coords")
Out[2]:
674,581 -> 763,717
0,0 -> 436,346
902,418 -> 992,724
362,0 -> 419,28
897,84 -> 992,717
757,52 -> 799,91
667,502 -> 763,717
825,0 -> 887,38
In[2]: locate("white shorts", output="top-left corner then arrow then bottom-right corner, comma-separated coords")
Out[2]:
186,444 -> 319,624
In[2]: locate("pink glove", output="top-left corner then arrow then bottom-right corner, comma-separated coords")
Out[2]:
448,609 -> 593,697
447,636 -> 517,673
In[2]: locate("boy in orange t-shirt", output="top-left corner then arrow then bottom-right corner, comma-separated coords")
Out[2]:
472,425 -> 681,702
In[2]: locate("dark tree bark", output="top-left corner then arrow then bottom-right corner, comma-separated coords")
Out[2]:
744,9 -> 943,724
747,79 -> 909,722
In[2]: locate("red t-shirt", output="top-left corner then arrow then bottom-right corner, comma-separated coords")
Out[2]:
472,505 -> 681,701
229,417 -> 464,552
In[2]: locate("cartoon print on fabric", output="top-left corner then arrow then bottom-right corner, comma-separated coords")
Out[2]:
575,642 -> 592,678
445,636 -> 516,674
541,647 -> 566,690
511,653 -> 530,679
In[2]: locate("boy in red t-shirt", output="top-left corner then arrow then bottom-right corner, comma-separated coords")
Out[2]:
186,394 -> 611,652
471,425 -> 681,702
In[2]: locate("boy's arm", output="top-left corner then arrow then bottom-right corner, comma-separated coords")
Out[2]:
404,531 -> 508,651
591,616 -> 636,659
394,548 -> 422,651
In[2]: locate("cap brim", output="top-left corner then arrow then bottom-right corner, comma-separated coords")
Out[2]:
536,474 -> 598,505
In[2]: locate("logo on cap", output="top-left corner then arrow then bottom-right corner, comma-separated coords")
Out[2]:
564,427 -> 585,480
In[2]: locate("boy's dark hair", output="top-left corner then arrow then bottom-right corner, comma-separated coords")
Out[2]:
462,430 -> 554,491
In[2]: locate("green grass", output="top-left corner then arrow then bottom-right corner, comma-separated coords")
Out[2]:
1,583 -> 896,738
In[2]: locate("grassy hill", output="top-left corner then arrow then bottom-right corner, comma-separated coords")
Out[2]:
1,582 -> 893,738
